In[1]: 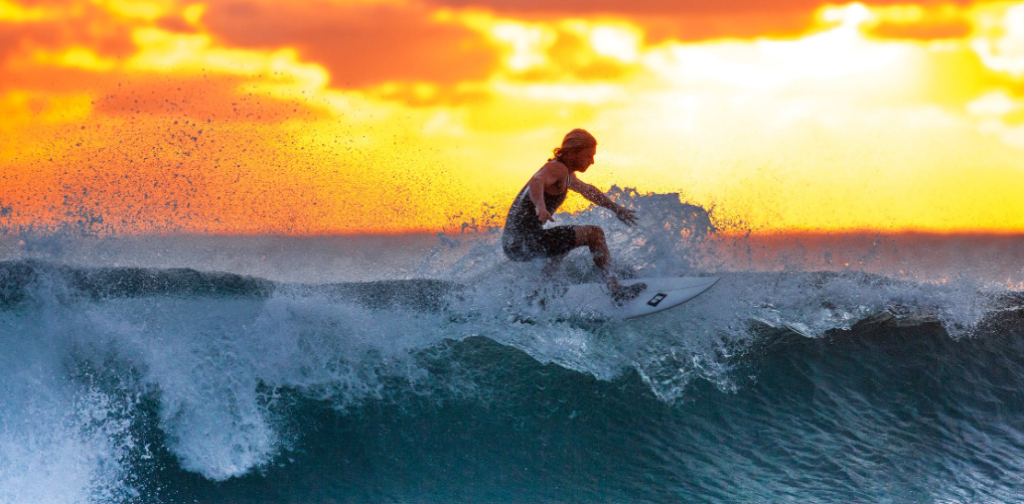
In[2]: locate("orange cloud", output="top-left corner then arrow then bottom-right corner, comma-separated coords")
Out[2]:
443,13 -> 645,82
632,11 -> 818,42
868,15 -> 971,39
0,2 -> 135,64
5,0 -> 1024,236
199,0 -> 501,88
421,0 -> 982,44
423,0 -> 974,15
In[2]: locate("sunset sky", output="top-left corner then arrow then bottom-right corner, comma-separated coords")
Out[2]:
3,0 -> 1024,234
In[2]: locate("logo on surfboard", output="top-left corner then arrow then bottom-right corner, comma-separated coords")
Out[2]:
647,293 -> 668,307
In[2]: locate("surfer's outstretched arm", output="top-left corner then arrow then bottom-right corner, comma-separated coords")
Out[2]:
568,175 -> 638,226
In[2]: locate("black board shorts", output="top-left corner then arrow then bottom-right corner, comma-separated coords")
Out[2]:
502,225 -> 578,262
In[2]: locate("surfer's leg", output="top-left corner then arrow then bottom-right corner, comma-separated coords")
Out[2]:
536,226 -> 579,266
574,225 -> 646,303
573,225 -> 613,278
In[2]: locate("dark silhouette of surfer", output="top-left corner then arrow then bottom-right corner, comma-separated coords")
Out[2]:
502,128 -> 646,303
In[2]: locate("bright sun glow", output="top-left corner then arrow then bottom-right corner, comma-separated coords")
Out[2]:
3,0 -> 1024,234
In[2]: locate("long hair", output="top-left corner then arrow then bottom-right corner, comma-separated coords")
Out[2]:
552,128 -> 597,163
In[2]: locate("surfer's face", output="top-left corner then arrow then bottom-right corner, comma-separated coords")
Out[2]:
568,146 -> 597,172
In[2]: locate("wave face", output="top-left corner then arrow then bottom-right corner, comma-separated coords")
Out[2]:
3,192 -> 1024,503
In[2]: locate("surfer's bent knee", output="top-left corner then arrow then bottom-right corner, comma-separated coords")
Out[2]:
503,225 -> 578,261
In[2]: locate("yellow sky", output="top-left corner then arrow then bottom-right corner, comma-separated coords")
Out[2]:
3,0 -> 1024,234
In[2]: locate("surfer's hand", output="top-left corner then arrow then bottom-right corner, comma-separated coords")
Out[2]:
616,207 -> 638,226
537,208 -> 554,224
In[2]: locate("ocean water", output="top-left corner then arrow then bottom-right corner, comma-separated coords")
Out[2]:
2,192 -> 1024,503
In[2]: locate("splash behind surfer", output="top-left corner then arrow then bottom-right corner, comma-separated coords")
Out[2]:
502,128 -> 646,303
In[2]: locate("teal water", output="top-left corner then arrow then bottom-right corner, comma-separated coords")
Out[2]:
2,259 -> 1023,503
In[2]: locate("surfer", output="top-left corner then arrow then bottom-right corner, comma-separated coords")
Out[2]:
502,128 -> 646,303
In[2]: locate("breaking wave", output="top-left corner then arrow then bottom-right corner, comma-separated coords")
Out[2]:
2,190 -> 1023,502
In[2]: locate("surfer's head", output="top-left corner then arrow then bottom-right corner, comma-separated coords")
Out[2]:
553,128 -> 597,172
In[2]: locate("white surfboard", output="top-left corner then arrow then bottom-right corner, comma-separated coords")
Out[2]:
560,276 -> 719,320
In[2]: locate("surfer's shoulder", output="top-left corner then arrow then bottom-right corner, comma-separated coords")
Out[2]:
538,159 -> 569,178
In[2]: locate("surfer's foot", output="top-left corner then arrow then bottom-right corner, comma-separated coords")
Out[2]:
611,282 -> 647,305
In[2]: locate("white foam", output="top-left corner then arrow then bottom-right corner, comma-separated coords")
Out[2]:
0,311 -> 134,503
0,189 -> 1018,491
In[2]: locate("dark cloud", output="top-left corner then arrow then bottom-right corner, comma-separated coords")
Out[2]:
201,0 -> 502,88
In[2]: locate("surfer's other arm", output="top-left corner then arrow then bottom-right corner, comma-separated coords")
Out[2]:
569,175 -> 638,226
528,161 -> 569,224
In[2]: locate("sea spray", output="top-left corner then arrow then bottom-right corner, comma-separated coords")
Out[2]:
1,190 -> 1022,502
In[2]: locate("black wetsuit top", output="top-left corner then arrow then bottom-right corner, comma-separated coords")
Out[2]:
501,174 -> 578,261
